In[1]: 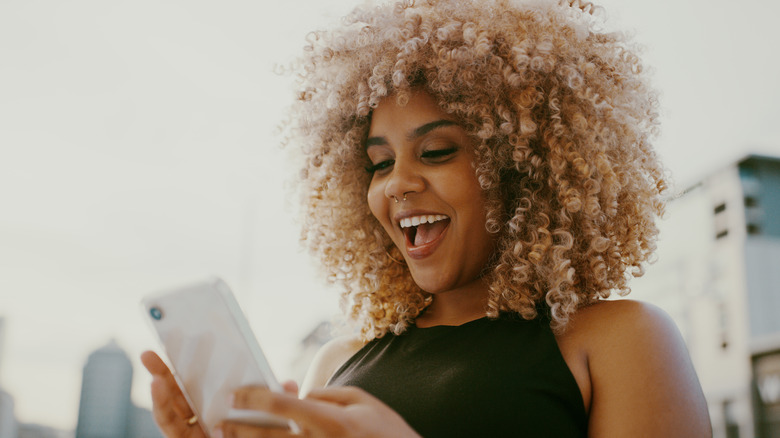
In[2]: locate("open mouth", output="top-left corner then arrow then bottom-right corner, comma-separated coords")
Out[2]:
400,214 -> 450,247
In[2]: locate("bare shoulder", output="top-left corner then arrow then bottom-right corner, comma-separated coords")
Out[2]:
561,300 -> 711,437
299,334 -> 364,398
564,299 -> 675,340
556,300 -> 676,373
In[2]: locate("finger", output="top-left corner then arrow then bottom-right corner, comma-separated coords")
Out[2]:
150,374 -> 197,421
281,380 -> 299,395
216,421 -> 296,438
141,350 -> 170,376
232,386 -> 287,411
142,351 -> 196,420
232,386 -> 340,426
305,386 -> 367,405
150,375 -> 205,435
150,376 -> 194,436
143,351 -> 202,437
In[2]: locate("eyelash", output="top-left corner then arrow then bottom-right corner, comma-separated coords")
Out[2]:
422,147 -> 458,159
365,147 -> 459,174
365,160 -> 392,174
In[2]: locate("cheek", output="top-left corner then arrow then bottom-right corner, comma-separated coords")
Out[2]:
367,182 -> 386,224
451,170 -> 493,244
446,167 -> 485,214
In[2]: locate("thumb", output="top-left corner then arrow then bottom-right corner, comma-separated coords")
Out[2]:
282,380 -> 299,396
305,386 -> 369,405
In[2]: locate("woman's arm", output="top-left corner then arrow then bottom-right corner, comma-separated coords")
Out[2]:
567,300 -> 712,437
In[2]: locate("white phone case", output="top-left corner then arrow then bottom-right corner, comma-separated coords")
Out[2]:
141,277 -> 296,435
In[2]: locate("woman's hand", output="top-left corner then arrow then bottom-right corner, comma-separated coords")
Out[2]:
141,350 -> 207,438
216,385 -> 420,438
141,349 -> 418,438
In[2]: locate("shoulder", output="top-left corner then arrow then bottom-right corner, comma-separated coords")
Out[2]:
564,299 -> 674,340
299,334 -> 364,398
559,300 -> 711,437
556,300 -> 674,369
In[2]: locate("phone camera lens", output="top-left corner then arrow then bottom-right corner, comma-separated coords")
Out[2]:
150,307 -> 163,320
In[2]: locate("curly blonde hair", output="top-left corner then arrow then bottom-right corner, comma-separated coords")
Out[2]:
287,0 -> 666,340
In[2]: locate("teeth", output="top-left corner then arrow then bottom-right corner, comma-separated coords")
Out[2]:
399,214 -> 448,228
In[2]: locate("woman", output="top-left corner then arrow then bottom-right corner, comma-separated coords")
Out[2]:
142,0 -> 712,436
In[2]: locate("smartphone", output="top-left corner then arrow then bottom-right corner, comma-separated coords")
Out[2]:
141,277 -> 297,435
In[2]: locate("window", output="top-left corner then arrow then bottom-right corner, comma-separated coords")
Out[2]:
723,400 -> 740,438
713,202 -> 728,240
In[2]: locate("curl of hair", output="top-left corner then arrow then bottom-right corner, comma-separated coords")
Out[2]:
284,0 -> 666,340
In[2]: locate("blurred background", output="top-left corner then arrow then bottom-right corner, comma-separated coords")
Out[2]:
0,0 -> 778,437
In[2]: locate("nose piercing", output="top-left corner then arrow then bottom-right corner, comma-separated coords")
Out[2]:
391,194 -> 409,203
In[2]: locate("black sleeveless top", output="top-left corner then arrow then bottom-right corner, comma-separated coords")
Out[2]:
327,314 -> 587,437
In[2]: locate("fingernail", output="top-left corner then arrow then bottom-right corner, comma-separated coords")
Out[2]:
212,427 -> 223,438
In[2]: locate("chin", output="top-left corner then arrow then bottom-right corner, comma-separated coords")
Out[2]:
408,271 -> 459,295
408,275 -> 444,294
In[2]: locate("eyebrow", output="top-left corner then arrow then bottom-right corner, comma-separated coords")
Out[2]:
365,119 -> 458,148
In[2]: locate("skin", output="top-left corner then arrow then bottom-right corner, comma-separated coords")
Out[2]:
142,90 -> 711,437
364,90 -> 497,326
555,300 -> 713,436
141,350 -> 418,437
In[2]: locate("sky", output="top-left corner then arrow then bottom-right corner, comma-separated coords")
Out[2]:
0,0 -> 779,431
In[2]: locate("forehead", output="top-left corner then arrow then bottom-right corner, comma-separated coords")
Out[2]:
368,90 -> 449,134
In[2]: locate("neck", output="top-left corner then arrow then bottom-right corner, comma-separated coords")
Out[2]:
415,277 -> 490,328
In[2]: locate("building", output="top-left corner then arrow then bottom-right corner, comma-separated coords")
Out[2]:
0,317 -> 5,379
0,317 -> 17,438
17,423 -> 71,438
629,154 -> 780,438
0,388 -> 17,438
75,340 -> 162,438
126,406 -> 162,438
75,339 -> 133,438
0,317 -> 77,438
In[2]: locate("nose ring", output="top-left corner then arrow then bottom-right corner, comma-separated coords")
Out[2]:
391,194 -> 409,203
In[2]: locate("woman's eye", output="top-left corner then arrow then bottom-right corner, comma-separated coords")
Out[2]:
421,147 -> 458,161
365,159 -> 394,174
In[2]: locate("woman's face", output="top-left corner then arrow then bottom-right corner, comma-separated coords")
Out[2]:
366,90 -> 496,294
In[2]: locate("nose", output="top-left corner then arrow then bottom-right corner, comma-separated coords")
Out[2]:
384,159 -> 425,202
